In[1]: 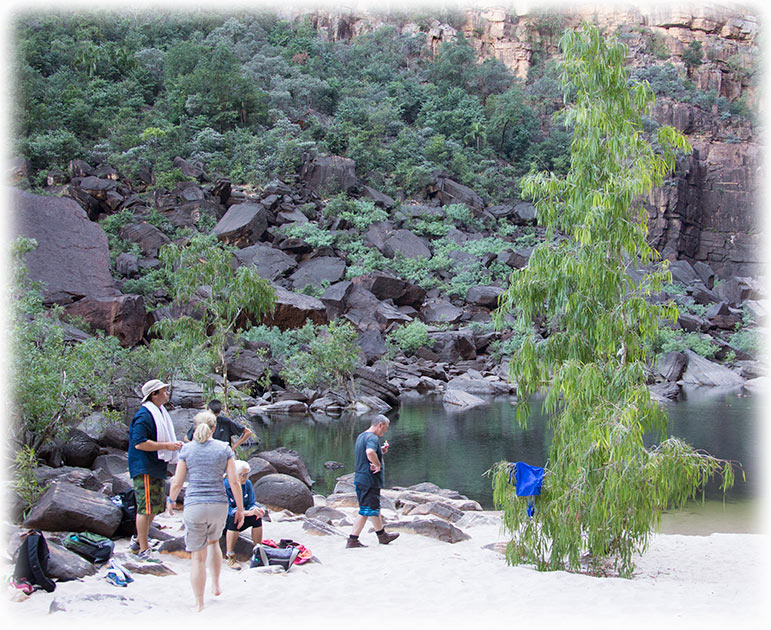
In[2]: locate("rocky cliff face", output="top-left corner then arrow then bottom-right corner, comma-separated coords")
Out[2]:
306,5 -> 761,278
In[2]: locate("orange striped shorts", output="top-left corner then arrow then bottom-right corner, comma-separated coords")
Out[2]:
132,474 -> 165,515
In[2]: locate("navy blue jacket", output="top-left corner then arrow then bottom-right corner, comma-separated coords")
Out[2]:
128,406 -> 168,479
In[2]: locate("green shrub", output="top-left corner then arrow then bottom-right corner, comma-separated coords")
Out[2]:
13,445 -> 47,513
386,320 -> 431,356
280,221 -> 336,248
652,327 -> 717,358
730,327 -> 761,356
242,321 -> 317,362
325,194 -> 388,231
12,238 -> 133,450
282,320 -> 362,401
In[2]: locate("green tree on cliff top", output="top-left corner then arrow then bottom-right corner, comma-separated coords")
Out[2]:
491,23 -> 736,577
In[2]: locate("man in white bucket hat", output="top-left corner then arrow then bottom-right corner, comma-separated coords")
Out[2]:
128,379 -> 183,561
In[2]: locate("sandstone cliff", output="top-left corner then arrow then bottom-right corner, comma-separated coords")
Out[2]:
303,4 -> 761,277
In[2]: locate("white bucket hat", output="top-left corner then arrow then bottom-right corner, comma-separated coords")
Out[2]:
141,379 -> 169,403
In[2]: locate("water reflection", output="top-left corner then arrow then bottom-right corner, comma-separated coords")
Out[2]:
247,386 -> 761,532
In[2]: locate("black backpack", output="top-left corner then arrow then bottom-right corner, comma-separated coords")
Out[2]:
63,532 -> 115,564
111,489 -> 137,537
14,530 -> 56,592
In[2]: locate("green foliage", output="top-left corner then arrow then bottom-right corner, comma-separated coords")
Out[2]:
630,64 -> 750,122
153,233 -> 276,409
492,24 -> 734,578
242,321 -> 317,361
280,221 -> 336,248
13,446 -> 47,513
730,327 -> 762,356
282,320 -> 362,402
385,320 -> 431,357
11,237 -> 132,451
652,327 -> 718,358
324,194 -> 389,230
13,11 -> 755,196
682,40 -> 704,70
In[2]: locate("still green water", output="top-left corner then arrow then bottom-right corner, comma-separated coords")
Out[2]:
248,386 -> 763,534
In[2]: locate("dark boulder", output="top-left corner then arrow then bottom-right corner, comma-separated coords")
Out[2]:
173,156 -> 207,182
677,312 -> 709,332
360,184 -> 395,209
91,453 -> 129,478
78,413 -> 129,450
714,278 -> 744,308
354,365 -> 400,408
61,429 -> 102,469
263,286 -> 328,330
115,252 -> 139,277
12,188 -> 118,305
466,285 -> 504,308
422,299 -> 464,325
225,346 -> 269,383
657,351 -> 688,382
23,482 -> 123,537
252,473 -> 314,514
300,154 -> 358,193
245,456 -> 277,484
705,302 -> 742,329
213,202 -> 269,248
305,505 -> 347,523
687,282 -> 718,306
120,222 -> 171,258
692,261 -> 716,289
233,243 -> 297,281
428,330 -> 477,362
321,280 -> 354,320
358,329 -> 387,363
668,259 -> 699,286
352,271 -> 426,308
680,350 -> 745,387
497,247 -> 532,269
63,294 -> 147,347
253,447 -> 313,487
511,201 -> 536,224
46,542 -> 99,581
429,177 -> 484,210
382,229 -> 432,260
386,517 -> 471,543
290,256 -> 347,291
33,465 -> 103,493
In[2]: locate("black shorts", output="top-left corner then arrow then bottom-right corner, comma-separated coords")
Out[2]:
355,483 -> 381,517
225,513 -> 262,532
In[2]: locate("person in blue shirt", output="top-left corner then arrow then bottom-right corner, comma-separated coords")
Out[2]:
223,460 -> 266,570
128,379 -> 183,562
346,414 -> 399,548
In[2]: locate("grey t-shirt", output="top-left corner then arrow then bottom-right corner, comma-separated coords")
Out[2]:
179,439 -> 234,506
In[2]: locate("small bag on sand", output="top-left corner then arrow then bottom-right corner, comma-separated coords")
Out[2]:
250,544 -> 300,572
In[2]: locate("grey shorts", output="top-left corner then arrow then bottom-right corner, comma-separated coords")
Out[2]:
183,502 -> 228,552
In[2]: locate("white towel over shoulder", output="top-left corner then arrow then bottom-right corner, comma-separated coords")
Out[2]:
143,401 -> 178,463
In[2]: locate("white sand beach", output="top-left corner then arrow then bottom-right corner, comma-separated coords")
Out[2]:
4,503 -> 769,630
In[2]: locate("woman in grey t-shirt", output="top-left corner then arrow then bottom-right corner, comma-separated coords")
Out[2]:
167,410 -> 244,612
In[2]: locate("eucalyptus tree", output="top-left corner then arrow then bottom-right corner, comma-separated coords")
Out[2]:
491,23 -> 736,577
153,233 -> 276,412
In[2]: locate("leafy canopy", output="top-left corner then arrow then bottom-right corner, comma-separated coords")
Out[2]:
492,23 -> 736,578
152,233 -> 276,409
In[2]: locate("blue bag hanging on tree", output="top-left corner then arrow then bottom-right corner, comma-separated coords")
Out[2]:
507,462 -> 545,518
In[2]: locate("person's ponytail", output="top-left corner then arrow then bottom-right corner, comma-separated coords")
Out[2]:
192,410 -> 216,444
